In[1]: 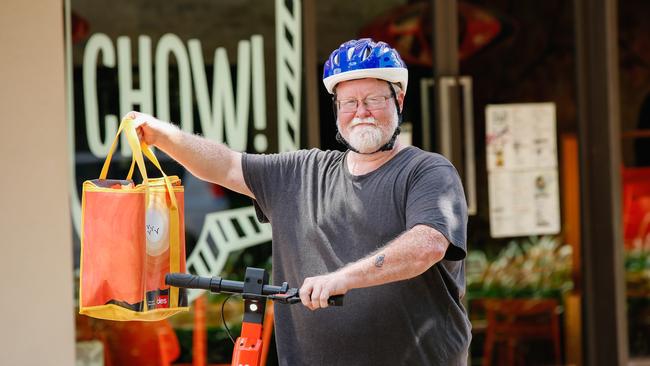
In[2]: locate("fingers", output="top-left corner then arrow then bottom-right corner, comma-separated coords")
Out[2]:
299,274 -> 345,311
310,282 -> 327,310
136,126 -> 144,141
123,112 -> 180,147
124,111 -> 158,145
128,111 -> 149,128
302,281 -> 326,310
125,110 -> 159,127
318,287 -> 331,309
299,278 -> 314,309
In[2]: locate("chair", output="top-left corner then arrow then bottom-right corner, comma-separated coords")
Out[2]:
482,298 -> 562,366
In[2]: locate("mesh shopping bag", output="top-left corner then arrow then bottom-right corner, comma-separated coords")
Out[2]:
79,118 -> 188,321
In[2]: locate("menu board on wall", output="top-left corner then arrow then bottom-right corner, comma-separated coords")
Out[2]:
485,103 -> 561,238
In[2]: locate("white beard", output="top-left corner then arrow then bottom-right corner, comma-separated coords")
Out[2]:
338,114 -> 398,153
348,118 -> 383,153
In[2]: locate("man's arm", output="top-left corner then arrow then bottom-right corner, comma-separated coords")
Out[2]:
129,111 -> 254,198
298,224 -> 449,310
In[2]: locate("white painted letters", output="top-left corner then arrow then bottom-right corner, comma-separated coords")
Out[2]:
82,33 -> 266,156
118,35 -> 154,156
155,34 -> 193,134
83,33 -> 117,157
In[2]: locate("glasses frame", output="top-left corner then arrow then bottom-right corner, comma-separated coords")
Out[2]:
334,94 -> 394,113
331,82 -> 402,122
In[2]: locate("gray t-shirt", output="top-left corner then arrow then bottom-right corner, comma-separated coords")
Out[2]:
242,146 -> 471,365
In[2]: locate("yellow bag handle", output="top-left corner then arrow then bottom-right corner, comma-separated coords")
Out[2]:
99,118 -> 178,207
98,117 -> 182,310
99,118 -> 148,182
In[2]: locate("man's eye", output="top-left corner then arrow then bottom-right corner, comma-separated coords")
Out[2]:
341,100 -> 357,108
366,97 -> 383,104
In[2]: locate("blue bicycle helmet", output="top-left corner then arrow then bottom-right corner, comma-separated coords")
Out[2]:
323,38 -> 408,94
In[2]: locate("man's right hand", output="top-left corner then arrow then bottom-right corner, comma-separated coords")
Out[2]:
126,111 -> 178,147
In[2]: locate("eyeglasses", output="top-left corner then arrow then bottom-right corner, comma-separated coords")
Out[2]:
335,95 -> 393,113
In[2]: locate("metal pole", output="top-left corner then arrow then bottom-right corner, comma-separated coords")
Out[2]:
431,0 -> 463,174
303,0 -> 320,148
573,0 -> 628,364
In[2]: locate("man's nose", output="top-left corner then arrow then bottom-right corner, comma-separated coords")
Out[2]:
355,101 -> 371,117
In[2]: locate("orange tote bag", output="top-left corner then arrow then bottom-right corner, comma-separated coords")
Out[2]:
79,118 -> 188,321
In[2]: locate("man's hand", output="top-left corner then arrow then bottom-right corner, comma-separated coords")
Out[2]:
299,271 -> 350,311
126,111 -> 178,146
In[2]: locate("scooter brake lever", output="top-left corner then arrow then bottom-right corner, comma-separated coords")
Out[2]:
268,288 -> 301,304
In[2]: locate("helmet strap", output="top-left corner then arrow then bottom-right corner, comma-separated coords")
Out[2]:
335,131 -> 360,153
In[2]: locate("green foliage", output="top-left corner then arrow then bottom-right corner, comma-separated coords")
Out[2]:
467,236 -> 573,299
469,235 -> 650,299
625,243 -> 650,295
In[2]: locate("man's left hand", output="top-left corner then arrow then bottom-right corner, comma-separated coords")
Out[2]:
299,272 -> 350,310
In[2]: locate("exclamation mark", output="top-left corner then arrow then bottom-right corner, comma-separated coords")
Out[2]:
251,35 -> 267,152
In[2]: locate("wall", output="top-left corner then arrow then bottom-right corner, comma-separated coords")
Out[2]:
0,0 -> 75,365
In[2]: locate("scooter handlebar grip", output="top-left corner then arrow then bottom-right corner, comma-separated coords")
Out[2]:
328,295 -> 344,306
165,273 -> 212,290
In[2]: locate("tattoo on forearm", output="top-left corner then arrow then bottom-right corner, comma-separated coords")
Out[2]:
374,254 -> 385,268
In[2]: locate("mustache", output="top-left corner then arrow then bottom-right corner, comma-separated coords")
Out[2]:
350,117 -> 377,126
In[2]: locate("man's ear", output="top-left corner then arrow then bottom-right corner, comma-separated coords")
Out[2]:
397,92 -> 405,113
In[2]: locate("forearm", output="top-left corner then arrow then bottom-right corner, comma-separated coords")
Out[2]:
339,225 -> 449,290
298,225 -> 450,310
155,125 -> 250,197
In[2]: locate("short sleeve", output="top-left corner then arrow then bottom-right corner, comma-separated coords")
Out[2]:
405,163 -> 468,261
241,151 -> 309,224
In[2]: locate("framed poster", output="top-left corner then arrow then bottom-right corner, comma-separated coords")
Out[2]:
486,103 -> 561,238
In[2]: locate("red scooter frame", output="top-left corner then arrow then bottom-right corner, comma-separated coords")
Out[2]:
166,268 -> 343,366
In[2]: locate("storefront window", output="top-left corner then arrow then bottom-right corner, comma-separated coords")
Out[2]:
69,0 -> 648,364
619,0 -> 650,359
69,0 -> 293,363
453,1 -> 580,364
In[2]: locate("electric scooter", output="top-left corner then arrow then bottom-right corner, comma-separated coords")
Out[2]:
166,268 -> 344,366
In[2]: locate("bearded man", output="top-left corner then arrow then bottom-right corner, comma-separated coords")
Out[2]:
131,38 -> 471,365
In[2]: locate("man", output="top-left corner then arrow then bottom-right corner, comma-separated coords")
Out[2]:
132,38 -> 471,365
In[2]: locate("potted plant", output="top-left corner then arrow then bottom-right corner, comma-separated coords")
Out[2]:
466,235 -> 573,300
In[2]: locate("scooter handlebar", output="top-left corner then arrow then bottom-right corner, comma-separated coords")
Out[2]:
164,273 -> 247,294
165,272 -> 343,306
165,273 -> 212,291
